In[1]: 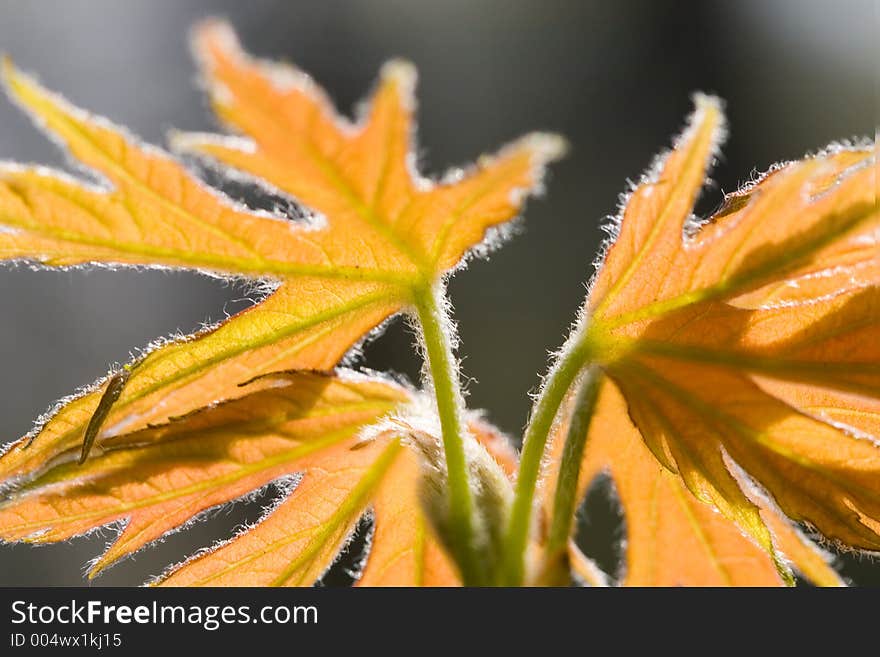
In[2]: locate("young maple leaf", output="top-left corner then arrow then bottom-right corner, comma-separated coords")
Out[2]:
0,369 -> 515,585
0,20 -> 561,493
546,95 -> 877,582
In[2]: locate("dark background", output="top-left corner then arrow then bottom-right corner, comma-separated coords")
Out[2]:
0,0 -> 875,586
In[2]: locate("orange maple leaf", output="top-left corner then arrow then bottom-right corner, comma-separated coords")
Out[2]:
0,20 -> 559,499
0,369 -> 515,585
535,95 -> 877,584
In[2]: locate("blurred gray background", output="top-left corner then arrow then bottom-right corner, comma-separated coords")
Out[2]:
0,0 -> 875,586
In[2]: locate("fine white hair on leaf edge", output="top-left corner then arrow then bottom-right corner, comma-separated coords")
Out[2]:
0,63 -> 319,263
144,473 -> 305,586
585,92 -> 728,298
186,17 -> 567,275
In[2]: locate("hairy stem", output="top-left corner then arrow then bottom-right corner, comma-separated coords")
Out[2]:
501,338 -> 592,585
413,282 -> 482,585
543,366 -> 602,581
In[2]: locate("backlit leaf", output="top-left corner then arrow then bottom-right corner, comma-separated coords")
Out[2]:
559,95 -> 877,580
546,381 -> 843,586
0,21 -> 561,527
0,367 -> 518,585
158,418 -> 517,587
0,372 -> 428,584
